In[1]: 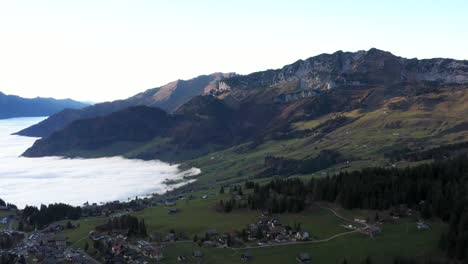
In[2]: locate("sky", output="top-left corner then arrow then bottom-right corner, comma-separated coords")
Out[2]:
0,0 -> 467,102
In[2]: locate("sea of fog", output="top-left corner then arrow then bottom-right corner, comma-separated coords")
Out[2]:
0,117 -> 200,208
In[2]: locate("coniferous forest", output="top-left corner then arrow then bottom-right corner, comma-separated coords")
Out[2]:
243,155 -> 468,261
21,203 -> 81,229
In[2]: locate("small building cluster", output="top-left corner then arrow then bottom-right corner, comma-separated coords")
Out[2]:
89,230 -> 163,263
1,230 -> 94,264
244,215 -> 311,245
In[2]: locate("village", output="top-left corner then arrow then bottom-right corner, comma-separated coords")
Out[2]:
0,224 -> 96,263
0,187 -> 434,264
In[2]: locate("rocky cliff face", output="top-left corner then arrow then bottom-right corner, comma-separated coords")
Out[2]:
127,72 -> 236,111
218,48 -> 468,95
402,58 -> 468,84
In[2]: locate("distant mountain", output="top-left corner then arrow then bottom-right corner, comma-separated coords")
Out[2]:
0,92 -> 88,119
22,97 -> 240,160
23,49 -> 468,165
15,72 -> 235,137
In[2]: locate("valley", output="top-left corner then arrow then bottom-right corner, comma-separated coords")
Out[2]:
1,49 -> 468,264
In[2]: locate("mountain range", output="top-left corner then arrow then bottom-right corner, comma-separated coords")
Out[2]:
0,92 -> 88,119
22,49 -> 468,181
15,72 -> 235,137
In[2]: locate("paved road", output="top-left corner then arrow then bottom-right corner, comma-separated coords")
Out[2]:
160,240 -> 192,245
232,230 -> 358,250
68,203 -> 369,258
76,249 -> 102,264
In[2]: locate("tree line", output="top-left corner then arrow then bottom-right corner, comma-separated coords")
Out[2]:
256,149 -> 343,178
21,203 -> 81,229
0,198 -> 17,210
385,141 -> 468,162
99,215 -> 147,237
238,155 -> 468,261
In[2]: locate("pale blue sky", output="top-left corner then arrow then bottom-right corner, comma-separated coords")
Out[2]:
0,0 -> 467,102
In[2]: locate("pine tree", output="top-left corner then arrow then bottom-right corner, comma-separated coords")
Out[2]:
139,219 -> 147,237
84,241 -> 89,252
362,257 -> 373,264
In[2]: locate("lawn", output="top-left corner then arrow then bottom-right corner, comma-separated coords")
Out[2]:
0,211 -> 14,230
278,204 -> 350,239
131,196 -> 353,240
158,220 -> 445,264
131,195 -> 260,238
55,217 -> 107,248
130,193 -> 446,263
51,191 -> 447,263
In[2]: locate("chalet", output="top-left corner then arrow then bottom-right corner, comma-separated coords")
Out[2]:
55,236 -> 67,248
164,200 -> 176,207
297,253 -> 312,263
417,222 -> 430,230
354,218 -> 366,224
166,232 -> 176,242
177,255 -> 188,262
241,251 -> 253,262
275,234 -> 289,242
168,208 -> 179,214
112,243 -> 125,255
362,225 -> 382,237
202,240 -> 217,247
146,245 -> 163,260
193,250 -> 204,258
295,232 -> 310,241
206,229 -> 219,237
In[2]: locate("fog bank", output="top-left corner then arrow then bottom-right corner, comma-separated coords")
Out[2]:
0,117 -> 199,208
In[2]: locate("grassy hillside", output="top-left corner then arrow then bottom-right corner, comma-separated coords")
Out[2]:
30,86 -> 468,195
57,191 -> 446,264
181,88 -> 468,188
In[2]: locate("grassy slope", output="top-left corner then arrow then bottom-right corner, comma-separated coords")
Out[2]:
132,195 -> 259,237
56,192 -> 446,264
49,89 -> 465,262
154,198 -> 446,264
0,211 -> 14,230
182,89 -> 468,188
55,217 -> 107,248
54,89 -> 468,190
161,224 -> 444,264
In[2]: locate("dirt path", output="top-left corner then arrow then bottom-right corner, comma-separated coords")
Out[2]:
315,203 -> 369,228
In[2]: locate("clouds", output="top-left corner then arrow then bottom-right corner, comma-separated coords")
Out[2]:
0,117 -> 199,208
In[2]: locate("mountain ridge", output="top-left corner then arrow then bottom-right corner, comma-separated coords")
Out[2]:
15,72 -> 235,137
0,92 -> 88,119
22,49 -> 468,169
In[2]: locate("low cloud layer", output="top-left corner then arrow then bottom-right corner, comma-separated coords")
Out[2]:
0,117 -> 199,208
